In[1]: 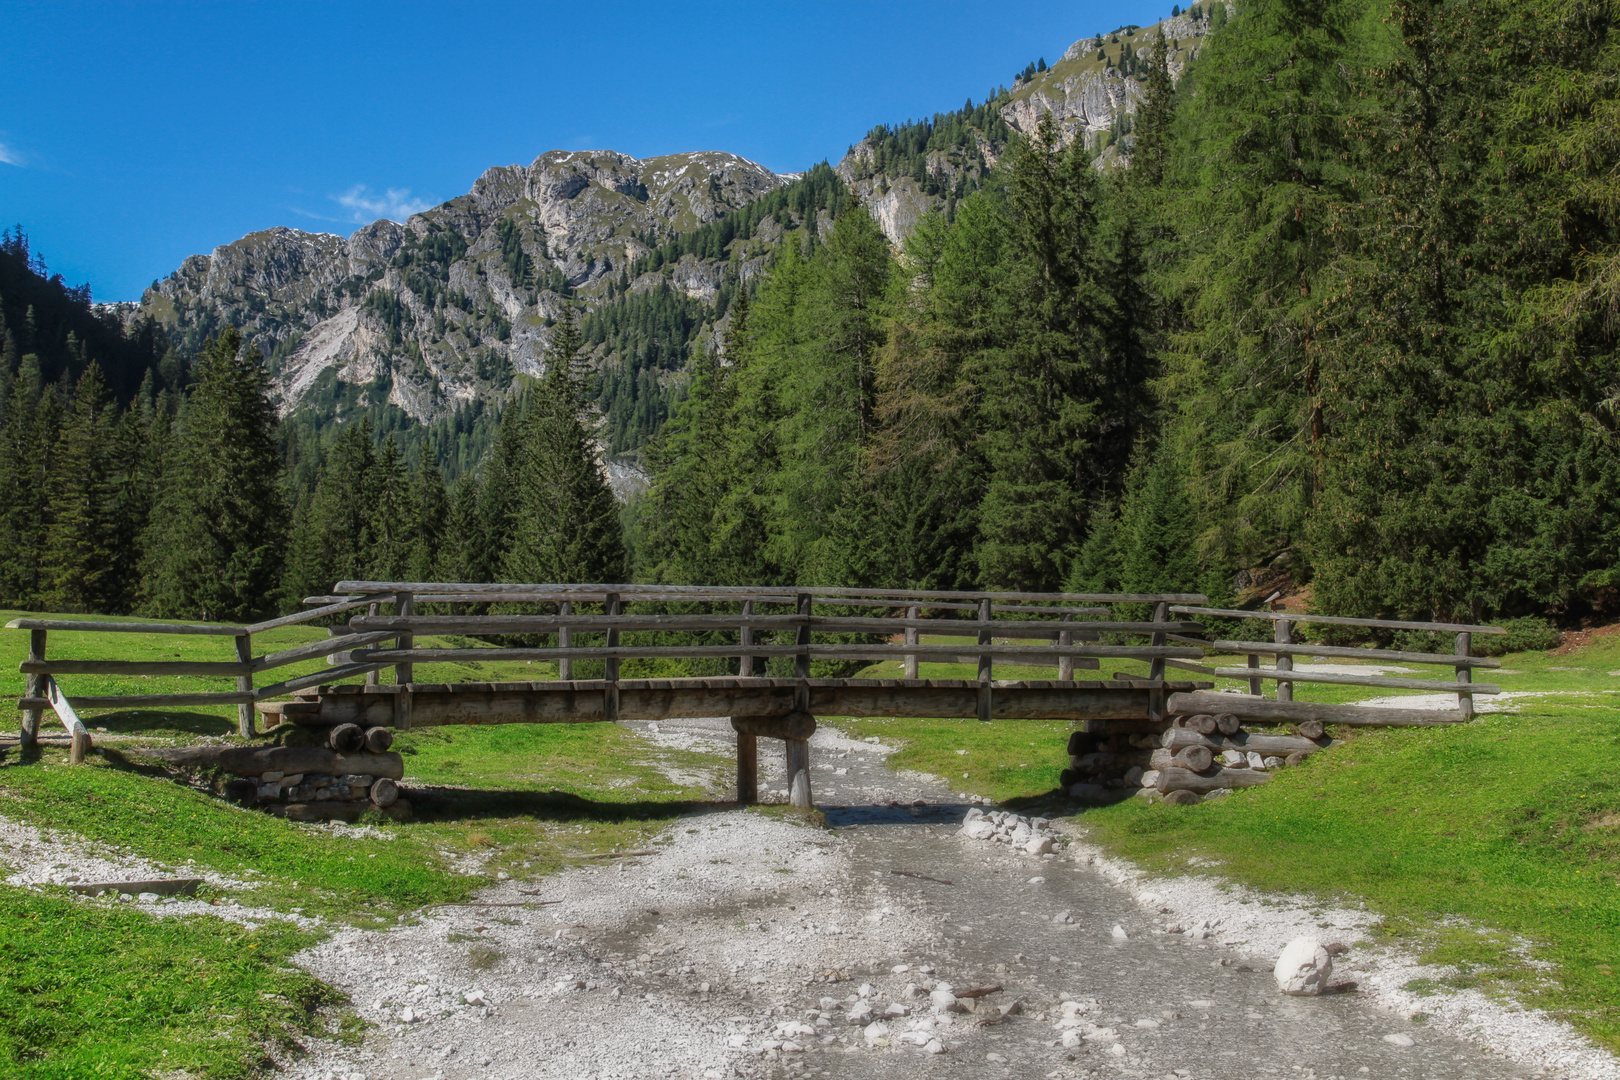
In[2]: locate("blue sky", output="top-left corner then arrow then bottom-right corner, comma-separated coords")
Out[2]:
1,0 -> 1169,301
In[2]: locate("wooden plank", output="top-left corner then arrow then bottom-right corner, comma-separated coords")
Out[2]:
1166,690 -> 1469,726
255,663 -> 388,699
1170,636 -> 1504,668
334,579 -> 1207,605
235,633 -> 254,738
394,591 -> 414,693
1164,657 -> 1219,677
20,659 -> 255,677
43,677 -> 90,739
344,643 -> 1204,663
244,595 -> 389,634
1162,728 -> 1339,754
255,631 -> 398,671
36,691 -> 256,708
732,713 -> 817,740
347,612 -> 1204,637
5,618 -> 247,636
1210,667 -> 1500,694
1168,606 -> 1507,635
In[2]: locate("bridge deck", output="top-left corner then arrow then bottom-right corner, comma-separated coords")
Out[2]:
273,677 -> 1214,729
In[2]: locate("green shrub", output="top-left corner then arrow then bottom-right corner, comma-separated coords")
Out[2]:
1475,616 -> 1561,657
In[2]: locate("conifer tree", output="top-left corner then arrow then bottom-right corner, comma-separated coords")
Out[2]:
502,308 -> 627,584
42,363 -> 124,611
139,328 -> 285,620
0,354 -> 59,606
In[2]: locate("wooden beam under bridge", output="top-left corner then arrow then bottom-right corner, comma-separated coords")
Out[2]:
289,677 -> 1208,728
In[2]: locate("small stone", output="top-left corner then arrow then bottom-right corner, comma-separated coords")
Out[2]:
964,808 -> 984,821
929,989 -> 960,1014
463,989 -> 488,1007
280,773 -> 304,786
847,1002 -> 875,1026
961,819 -> 996,840
1052,910 -> 1073,924
891,963 -> 910,973
902,982 -> 923,999
883,1003 -> 908,1017
857,982 -> 873,998
1108,1042 -> 1127,1057
1263,756 -> 1284,769
257,783 -> 281,799
1135,1018 -> 1160,1028
1024,835 -> 1054,856
260,771 -> 283,783
399,1006 -> 417,1023
339,774 -> 371,786
137,892 -> 159,904
1219,750 -> 1245,766
924,1038 -> 946,1054
1111,924 -> 1129,941
1246,751 -> 1266,769
999,1000 -> 1023,1016
1122,765 -> 1145,786
1274,937 -> 1333,996
1187,999 -> 1214,1008
1384,1033 -> 1415,1047
1061,1030 -> 1083,1048
862,1020 -> 890,1044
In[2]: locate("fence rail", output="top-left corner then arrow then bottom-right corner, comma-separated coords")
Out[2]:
9,583 -> 1210,754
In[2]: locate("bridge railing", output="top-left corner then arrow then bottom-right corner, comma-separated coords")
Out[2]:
1164,606 -> 1507,723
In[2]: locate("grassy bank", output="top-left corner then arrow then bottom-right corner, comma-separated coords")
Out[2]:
0,611 -> 727,1077
837,628 -> 1620,1052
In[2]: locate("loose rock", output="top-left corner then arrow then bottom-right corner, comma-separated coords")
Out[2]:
1274,936 -> 1333,996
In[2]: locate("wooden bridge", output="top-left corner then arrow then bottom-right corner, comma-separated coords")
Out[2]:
9,581 -> 1507,808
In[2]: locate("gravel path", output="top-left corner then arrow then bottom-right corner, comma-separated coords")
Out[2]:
2,717 -> 1605,1080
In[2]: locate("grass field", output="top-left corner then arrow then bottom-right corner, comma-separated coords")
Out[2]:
836,627 -> 1620,1052
0,610 -> 724,1077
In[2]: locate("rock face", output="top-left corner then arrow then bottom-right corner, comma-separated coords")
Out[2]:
1273,936 -> 1333,996
140,150 -> 786,425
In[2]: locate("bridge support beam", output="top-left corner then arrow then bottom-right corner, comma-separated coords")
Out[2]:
732,712 -> 816,808
735,730 -> 758,805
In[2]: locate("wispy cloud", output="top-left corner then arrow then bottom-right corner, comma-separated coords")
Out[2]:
331,184 -> 435,224
0,142 -> 26,167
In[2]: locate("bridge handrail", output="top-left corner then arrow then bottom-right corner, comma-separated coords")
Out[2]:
334,580 -> 1207,604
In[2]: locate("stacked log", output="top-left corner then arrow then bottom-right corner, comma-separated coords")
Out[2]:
1060,712 -> 1340,805
143,739 -> 411,821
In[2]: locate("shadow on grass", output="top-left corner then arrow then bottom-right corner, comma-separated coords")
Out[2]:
81,709 -> 240,738
407,783 -> 722,825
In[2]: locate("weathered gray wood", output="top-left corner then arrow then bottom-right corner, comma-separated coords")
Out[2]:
255,663 -> 388,699
1169,606 -> 1506,635
1164,657 -> 1219,677
1147,745 -> 1215,771
6,618 -> 247,636
68,878 -> 201,897
736,726 -> 758,804
739,600 -> 756,678
731,713 -> 817,741
141,745 -> 405,779
904,604 -> 919,680
335,579 -> 1207,605
1247,652 -> 1263,697
1057,614 -> 1074,681
364,726 -> 394,752
44,677 -> 91,740
328,723 -> 365,753
1169,635 -> 1504,668
1210,666 -> 1501,694
1455,631 -> 1475,721
68,727 -> 92,764
1215,712 -> 1242,735
603,593 -> 621,721
1167,690 -> 1469,726
235,633 -> 254,738
557,600 -> 573,681
21,628 -> 45,747
256,632 -> 397,672
394,592 -> 414,695
365,601 -> 382,688
1275,619 -> 1294,704
348,612 -> 1204,637
795,594 -> 812,682
1155,765 -> 1272,793
245,595 -> 389,635
369,777 -> 400,807
25,691 -> 256,708
1161,728 -> 1336,755
785,737 -> 812,808
1149,601 -> 1169,683
345,643 -> 1204,663
977,597 -> 993,722
21,659 -> 256,677
1178,713 -> 1218,735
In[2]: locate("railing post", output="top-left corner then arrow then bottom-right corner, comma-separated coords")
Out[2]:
904,604 -> 919,680
795,593 -> 812,711
976,596 -> 992,722
1247,652 -> 1263,697
365,601 -> 381,687
1149,601 -> 1169,682
1275,618 -> 1293,703
557,600 -> 573,681
1057,612 -> 1074,682
1455,631 -> 1474,720
20,628 -> 44,746
739,599 -> 754,678
604,592 -> 621,721
235,632 -> 254,738
394,592 -> 414,730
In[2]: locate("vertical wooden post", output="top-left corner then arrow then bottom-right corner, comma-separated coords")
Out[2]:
365,601 -> 381,687
904,604 -> 919,680
394,592 -> 414,731
1149,601 -> 1169,682
68,727 -> 91,765
604,592 -> 621,721
739,600 -> 754,678
794,594 -> 811,711
1275,618 -> 1294,703
1247,648 -> 1263,696
558,600 -> 573,682
235,632 -> 254,738
1455,631 -> 1474,720
21,629 -> 44,746
1058,613 -> 1074,682
736,729 -> 758,804
976,596 -> 992,722
785,737 -> 813,809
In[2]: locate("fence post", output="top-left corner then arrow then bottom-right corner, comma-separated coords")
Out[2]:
394,592 -> 414,730
736,729 -> 758,803
1455,631 -> 1474,720
977,596 -> 992,722
235,632 -> 254,738
20,628 -> 45,746
904,604 -> 919,680
1247,652 -> 1263,696
1149,601 -> 1169,682
1058,612 -> 1074,682
739,599 -> 754,678
1275,618 -> 1293,703
558,600 -> 573,682
794,594 -> 812,710
365,601 -> 381,687
604,592 -> 621,721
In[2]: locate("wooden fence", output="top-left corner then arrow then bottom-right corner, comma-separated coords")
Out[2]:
11,582 -> 1210,760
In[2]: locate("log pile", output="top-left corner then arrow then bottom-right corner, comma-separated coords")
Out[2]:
144,725 -> 411,821
1060,712 -> 1340,805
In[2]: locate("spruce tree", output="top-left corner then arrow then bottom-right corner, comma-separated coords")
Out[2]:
139,328 -> 286,621
502,307 -> 627,584
42,362 -> 124,611
0,354 -> 56,606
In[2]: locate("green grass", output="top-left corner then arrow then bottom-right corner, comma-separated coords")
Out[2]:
836,628 -> 1620,1052
1,890 -> 337,1079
